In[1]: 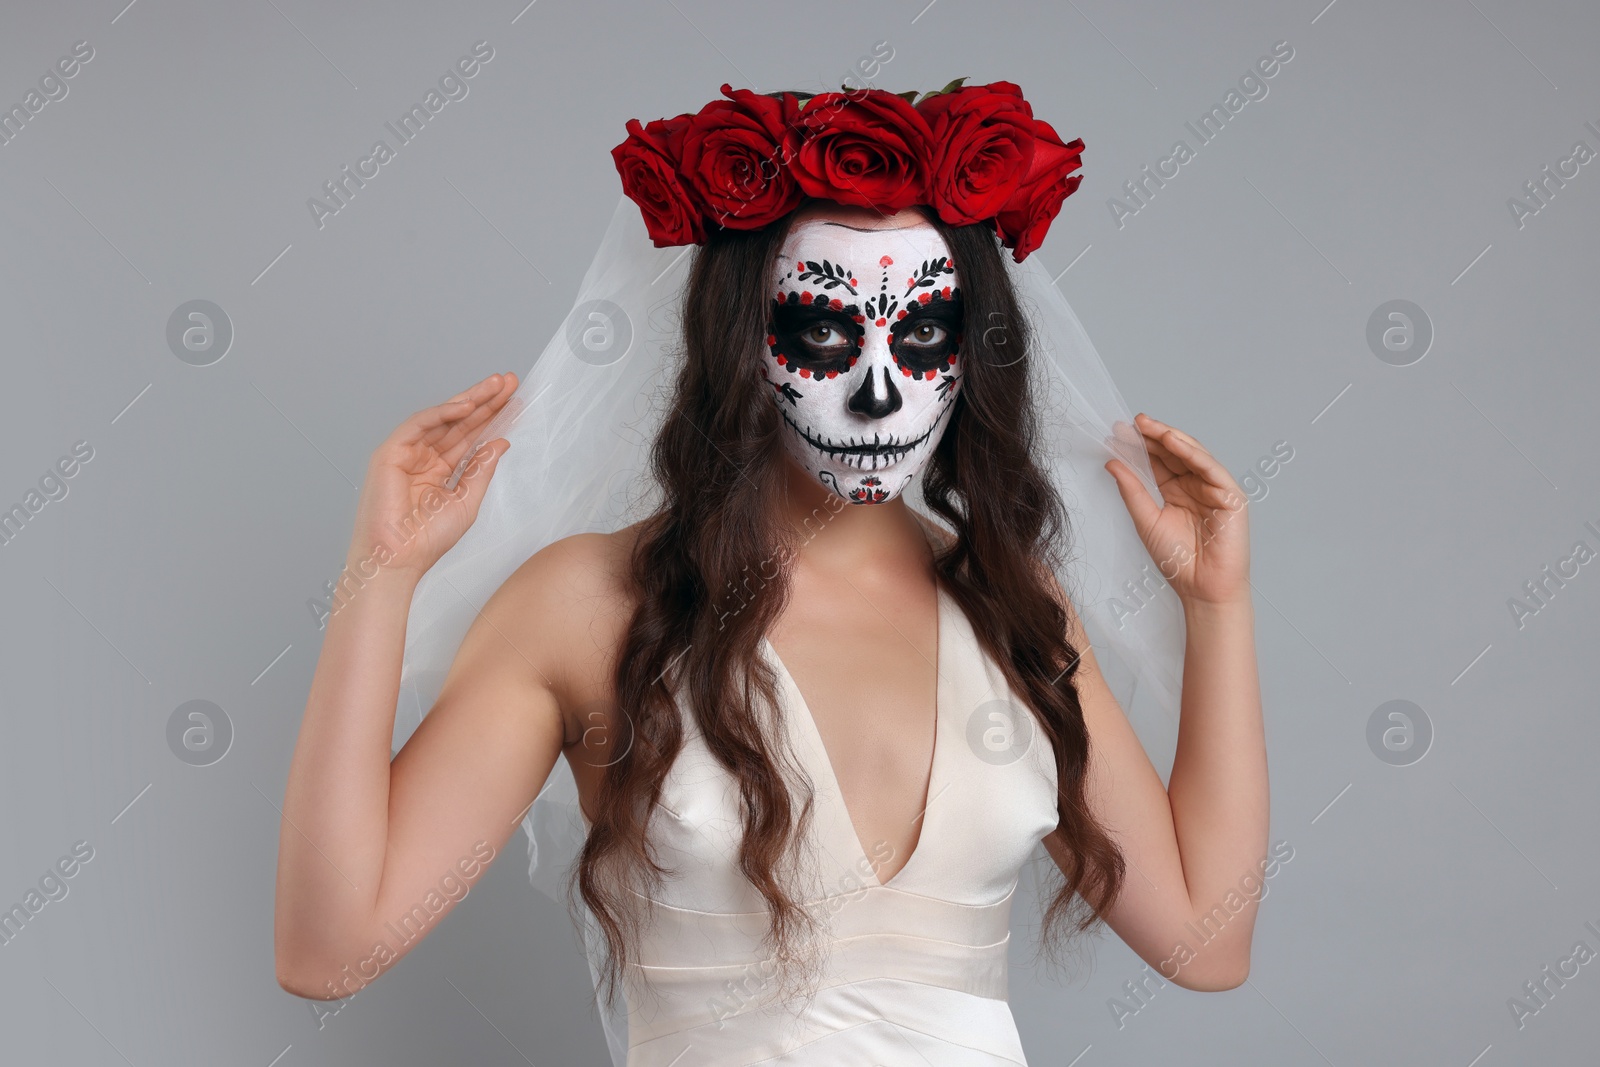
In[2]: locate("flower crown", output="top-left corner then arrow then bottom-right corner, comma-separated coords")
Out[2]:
611,79 -> 1084,263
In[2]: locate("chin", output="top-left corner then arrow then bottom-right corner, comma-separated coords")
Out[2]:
806,453 -> 928,505
778,407 -> 951,505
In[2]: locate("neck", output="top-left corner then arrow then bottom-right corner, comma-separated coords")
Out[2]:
775,456 -> 934,574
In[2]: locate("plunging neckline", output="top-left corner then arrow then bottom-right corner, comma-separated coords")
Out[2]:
761,579 -> 947,891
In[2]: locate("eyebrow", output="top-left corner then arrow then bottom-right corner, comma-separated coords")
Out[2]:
819,220 -> 905,232
895,292 -> 963,320
772,300 -> 860,319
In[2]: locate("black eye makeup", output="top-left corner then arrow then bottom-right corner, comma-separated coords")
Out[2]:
889,289 -> 963,379
768,297 -> 864,378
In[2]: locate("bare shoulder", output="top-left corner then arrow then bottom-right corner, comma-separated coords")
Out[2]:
478,522 -> 646,713
1031,556 -> 1100,678
499,525 -> 639,611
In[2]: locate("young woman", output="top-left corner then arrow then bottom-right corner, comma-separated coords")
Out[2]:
274,82 -> 1267,1066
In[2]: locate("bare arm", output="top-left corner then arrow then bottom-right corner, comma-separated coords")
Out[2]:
273,372 -> 580,998
1045,412 -> 1268,992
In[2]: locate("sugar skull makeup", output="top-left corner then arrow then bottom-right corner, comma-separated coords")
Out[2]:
765,216 -> 964,504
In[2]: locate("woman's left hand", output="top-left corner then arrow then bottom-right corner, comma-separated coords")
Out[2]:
1103,412 -> 1251,605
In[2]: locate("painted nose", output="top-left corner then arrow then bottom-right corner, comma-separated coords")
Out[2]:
847,365 -> 903,418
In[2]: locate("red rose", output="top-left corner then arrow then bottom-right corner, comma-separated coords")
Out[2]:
994,119 -> 1084,262
918,82 -> 1038,225
680,85 -> 802,231
611,114 -> 706,247
789,90 -> 932,213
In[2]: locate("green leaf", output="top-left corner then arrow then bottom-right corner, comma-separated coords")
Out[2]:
894,89 -> 920,103
938,76 -> 969,95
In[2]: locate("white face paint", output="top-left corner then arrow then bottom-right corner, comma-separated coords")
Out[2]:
764,216 -> 964,504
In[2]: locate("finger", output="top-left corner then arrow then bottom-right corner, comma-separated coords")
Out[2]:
1136,416 -> 1240,495
1203,478 -> 1247,511
1135,412 -> 1208,454
1133,441 -> 1243,517
1146,432 -> 1202,483
443,371 -> 512,407
1145,419 -> 1241,499
428,375 -> 515,451
1104,457 -> 1165,540
431,373 -> 521,459
1110,419 -> 1176,478
1136,414 -> 1227,476
392,373 -> 508,443
1138,432 -> 1248,514
1135,430 -> 1189,483
432,372 -> 514,424
444,370 -> 518,419
400,397 -> 475,437
453,437 -> 510,509
396,375 -> 502,435
1157,430 -> 1243,496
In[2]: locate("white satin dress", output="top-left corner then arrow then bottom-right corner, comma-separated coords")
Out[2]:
586,581 -> 1062,1065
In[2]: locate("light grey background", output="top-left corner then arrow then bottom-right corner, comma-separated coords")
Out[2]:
2,0 -> 1596,1063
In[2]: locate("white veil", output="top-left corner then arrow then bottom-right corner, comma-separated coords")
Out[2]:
389,195 -> 1186,1066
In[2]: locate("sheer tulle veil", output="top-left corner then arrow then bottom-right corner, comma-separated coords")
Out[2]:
388,195 -> 1186,1064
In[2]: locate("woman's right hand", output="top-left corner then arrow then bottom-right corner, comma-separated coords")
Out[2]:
346,371 -> 518,579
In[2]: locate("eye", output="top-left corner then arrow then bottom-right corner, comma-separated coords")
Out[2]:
802,323 -> 849,349
889,292 -> 963,376
770,302 -> 863,374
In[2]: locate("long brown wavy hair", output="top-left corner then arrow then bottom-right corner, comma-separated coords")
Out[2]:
571,204 -> 1125,1010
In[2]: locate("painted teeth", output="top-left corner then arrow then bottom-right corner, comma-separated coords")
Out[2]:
825,447 -> 913,470
777,407 -> 942,470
